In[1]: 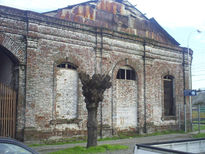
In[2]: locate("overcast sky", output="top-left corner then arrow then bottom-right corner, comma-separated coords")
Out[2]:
1,0 -> 205,89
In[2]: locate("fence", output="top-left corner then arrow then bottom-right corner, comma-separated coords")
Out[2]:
192,105 -> 205,133
0,83 -> 17,138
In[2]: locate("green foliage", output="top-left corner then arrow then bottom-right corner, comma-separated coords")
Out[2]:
192,133 -> 205,138
191,124 -> 205,138
48,144 -> 128,154
102,144 -> 128,151
193,124 -> 205,131
192,111 -> 205,119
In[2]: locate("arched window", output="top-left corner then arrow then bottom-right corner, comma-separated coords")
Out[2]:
116,66 -> 136,80
57,62 -> 77,70
163,75 -> 175,116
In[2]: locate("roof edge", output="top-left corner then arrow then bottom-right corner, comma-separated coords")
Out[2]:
42,0 -> 98,14
149,18 -> 180,46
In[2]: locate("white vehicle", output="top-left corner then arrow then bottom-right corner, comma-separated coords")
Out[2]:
134,138 -> 205,154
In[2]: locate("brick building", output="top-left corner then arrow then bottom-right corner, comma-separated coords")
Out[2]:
0,0 -> 191,141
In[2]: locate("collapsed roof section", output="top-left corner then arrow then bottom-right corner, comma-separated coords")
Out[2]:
43,0 -> 180,46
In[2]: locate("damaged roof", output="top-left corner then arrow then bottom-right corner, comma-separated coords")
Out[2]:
43,0 -> 180,46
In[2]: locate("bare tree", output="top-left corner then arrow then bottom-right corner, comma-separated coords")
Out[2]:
79,72 -> 112,148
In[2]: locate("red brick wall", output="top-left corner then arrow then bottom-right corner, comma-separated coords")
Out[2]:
0,5 -> 190,141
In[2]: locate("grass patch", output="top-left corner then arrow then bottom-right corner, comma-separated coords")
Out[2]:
193,124 -> 205,131
29,130 -> 184,147
192,133 -> 205,138
148,130 -> 185,136
29,137 -> 86,147
98,130 -> 184,142
48,144 -> 128,154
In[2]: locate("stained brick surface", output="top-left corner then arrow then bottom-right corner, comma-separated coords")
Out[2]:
0,0 -> 191,141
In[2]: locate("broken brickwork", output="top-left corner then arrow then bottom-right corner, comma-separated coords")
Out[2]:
0,0 -> 191,141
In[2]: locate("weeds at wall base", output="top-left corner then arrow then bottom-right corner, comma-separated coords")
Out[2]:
29,130 -> 184,147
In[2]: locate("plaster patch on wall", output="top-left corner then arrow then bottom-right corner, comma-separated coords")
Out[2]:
116,80 -> 137,129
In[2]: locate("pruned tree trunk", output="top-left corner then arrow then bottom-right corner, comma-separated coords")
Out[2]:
79,72 -> 111,148
87,106 -> 97,147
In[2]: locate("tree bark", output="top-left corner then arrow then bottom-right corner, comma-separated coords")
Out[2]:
79,72 -> 111,148
87,106 -> 98,148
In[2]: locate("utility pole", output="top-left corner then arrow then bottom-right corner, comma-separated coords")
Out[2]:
187,29 -> 202,132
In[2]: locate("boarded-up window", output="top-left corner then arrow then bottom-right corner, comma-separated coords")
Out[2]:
163,75 -> 175,116
115,66 -> 137,129
56,63 -> 78,119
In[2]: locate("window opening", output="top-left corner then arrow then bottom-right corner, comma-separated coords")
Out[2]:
57,62 -> 77,70
163,75 -> 175,116
116,66 -> 136,80
117,69 -> 125,79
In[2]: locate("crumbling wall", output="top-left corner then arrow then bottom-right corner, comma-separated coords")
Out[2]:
0,4 -> 189,141
0,6 -> 27,140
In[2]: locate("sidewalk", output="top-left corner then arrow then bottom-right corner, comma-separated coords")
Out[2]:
33,133 -> 195,154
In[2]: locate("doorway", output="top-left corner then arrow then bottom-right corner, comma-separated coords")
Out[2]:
0,46 -> 18,138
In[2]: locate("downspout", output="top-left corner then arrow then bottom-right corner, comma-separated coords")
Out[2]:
182,49 -> 186,131
111,74 -> 114,135
100,28 -> 103,139
100,28 -> 103,74
94,27 -> 103,138
23,11 -> 29,141
94,27 -> 97,74
143,40 -> 147,133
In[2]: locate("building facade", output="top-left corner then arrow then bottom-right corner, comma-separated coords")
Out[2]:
0,0 -> 191,141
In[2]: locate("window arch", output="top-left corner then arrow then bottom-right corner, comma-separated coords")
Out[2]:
163,75 -> 175,116
116,66 -> 136,80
